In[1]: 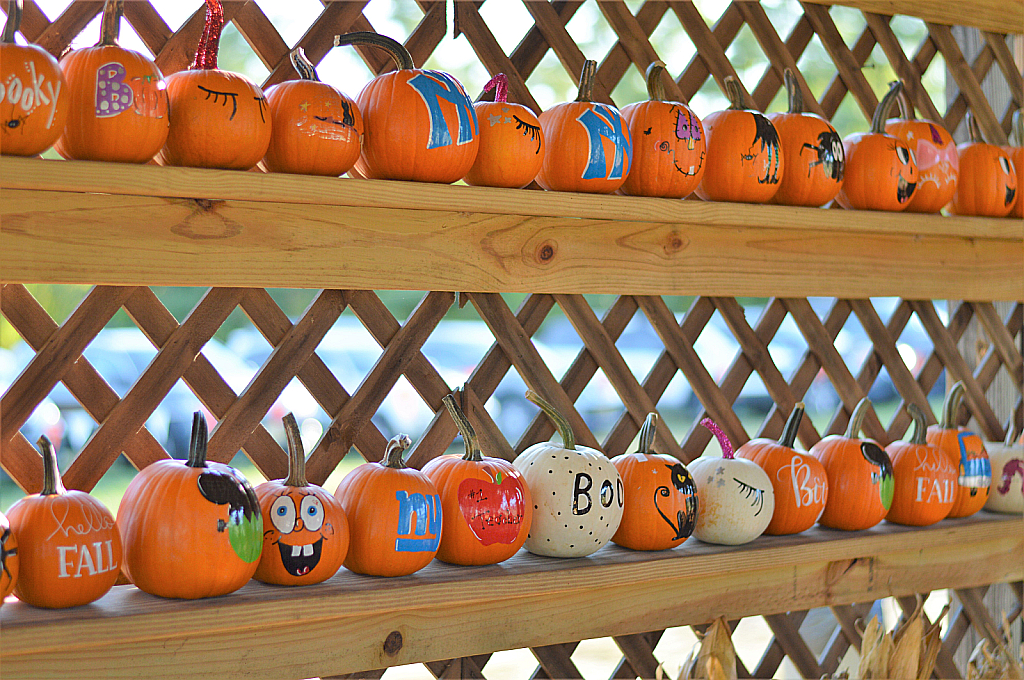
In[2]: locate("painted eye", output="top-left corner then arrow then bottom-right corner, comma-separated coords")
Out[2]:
896,145 -> 910,165
300,495 -> 325,532
999,156 -> 1011,174
270,497 -> 296,534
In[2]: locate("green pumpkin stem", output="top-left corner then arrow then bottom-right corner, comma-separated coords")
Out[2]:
37,435 -> 67,496
783,69 -> 803,115
845,398 -> 873,438
636,412 -> 658,454
871,81 -> 903,134
940,381 -> 966,429
289,47 -> 320,82
282,413 -> 309,487
1006,408 -> 1022,445
382,434 -> 412,469
98,0 -> 123,47
574,60 -> 597,103
907,403 -> 928,445
443,388 -> 483,462
779,402 -> 805,448
1012,110 -> 1023,146
525,390 -> 576,451
723,75 -> 748,110
966,111 -> 984,144
186,411 -> 209,468
645,61 -> 667,102
334,32 -> 415,71
2,0 -> 22,44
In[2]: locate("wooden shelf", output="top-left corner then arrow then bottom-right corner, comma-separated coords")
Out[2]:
800,0 -> 1023,33
2,157 -> 1020,301
1,513 -> 1020,680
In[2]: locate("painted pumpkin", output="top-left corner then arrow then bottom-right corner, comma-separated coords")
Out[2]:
836,80 -> 919,212
0,0 -> 69,156
885,403 -> 957,526
6,436 -> 121,608
158,0 -> 271,169
254,414 -> 349,586
767,69 -> 844,207
736,402 -> 828,535
949,111 -> 1017,218
695,76 -> 783,203
463,73 -> 544,189
883,89 -> 957,213
335,32 -> 478,184
611,412 -> 697,551
117,413 -> 263,599
689,418 -> 774,545
619,61 -> 705,198
512,390 -> 623,558
262,47 -> 362,176
0,510 -> 16,602
925,381 -> 991,518
810,398 -> 894,531
535,60 -> 632,194
334,434 -> 441,576
55,0 -> 169,163
984,420 -> 1024,514
1004,110 -> 1023,219
422,389 -> 532,565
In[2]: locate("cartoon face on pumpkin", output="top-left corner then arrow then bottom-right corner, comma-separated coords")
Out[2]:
675,108 -> 701,148
892,141 -> 919,203
996,155 -> 1017,207
264,489 -> 336,577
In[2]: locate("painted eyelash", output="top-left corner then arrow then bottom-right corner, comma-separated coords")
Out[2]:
734,478 -> 766,516
513,115 -> 542,154
198,84 -> 239,120
254,95 -> 268,124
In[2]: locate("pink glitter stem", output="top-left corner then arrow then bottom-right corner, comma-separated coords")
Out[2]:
700,417 -> 733,459
482,73 -> 509,103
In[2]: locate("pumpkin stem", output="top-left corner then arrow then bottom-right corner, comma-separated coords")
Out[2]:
895,86 -> 916,120
382,434 -> 412,469
940,381 -> 966,429
965,111 -> 984,144
37,435 -> 67,496
2,0 -> 22,44
907,403 -> 928,445
482,73 -> 509,104
525,390 -> 576,451
723,75 -> 749,111
645,61 -> 668,102
871,81 -> 903,134
334,32 -> 415,71
289,47 -> 320,82
443,388 -> 483,462
1006,408 -> 1022,445
844,398 -> 873,438
783,69 -> 803,114
192,0 -> 223,70
1012,109 -> 1023,146
637,412 -> 658,454
186,411 -> 209,468
700,417 -> 733,459
779,402 -> 805,448
97,0 -> 123,47
575,59 -> 597,103
282,413 -> 309,487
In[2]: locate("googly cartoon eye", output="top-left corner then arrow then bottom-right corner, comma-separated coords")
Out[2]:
999,156 -> 1011,174
299,495 -> 325,532
896,145 -> 910,165
270,496 -> 297,534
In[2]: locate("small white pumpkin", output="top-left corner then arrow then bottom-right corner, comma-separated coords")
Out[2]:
689,418 -> 774,545
513,390 -> 623,558
984,423 -> 1023,514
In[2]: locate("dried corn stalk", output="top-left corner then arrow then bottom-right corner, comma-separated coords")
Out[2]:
679,618 -> 738,680
964,611 -> 1024,680
842,597 -> 951,680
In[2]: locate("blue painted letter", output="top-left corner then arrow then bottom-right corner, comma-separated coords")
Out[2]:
395,490 -> 442,552
575,104 -> 630,180
407,70 -> 478,149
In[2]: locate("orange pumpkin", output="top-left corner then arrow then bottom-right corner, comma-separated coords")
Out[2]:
6,436 -> 121,608
262,47 -> 362,176
422,389 -> 532,565
1003,110 -> 1023,218
253,414 -> 349,585
883,90 -> 957,213
695,76 -> 783,203
158,0 -> 271,170
0,0 -> 69,156
810,398 -> 894,531
885,403 -> 956,526
334,434 -> 441,576
117,413 -> 263,599
925,381 -> 991,518
619,61 -> 705,199
767,69 -> 843,207
949,111 -> 1017,218
55,0 -> 169,163
836,80 -> 919,212
463,73 -> 544,189
535,59 -> 632,194
0,510 -> 19,602
611,413 -> 698,551
335,32 -> 478,184
736,402 -> 828,535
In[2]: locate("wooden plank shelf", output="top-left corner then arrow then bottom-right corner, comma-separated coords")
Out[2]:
800,0 -> 1023,34
1,513 -> 1020,680
2,157 -> 1021,301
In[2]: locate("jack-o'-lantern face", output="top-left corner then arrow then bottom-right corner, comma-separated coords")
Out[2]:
264,489 -> 336,577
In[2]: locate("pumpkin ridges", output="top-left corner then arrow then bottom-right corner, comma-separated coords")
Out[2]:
950,112 -> 1017,218
463,73 -> 544,189
885,403 -> 956,526
925,381 -> 991,518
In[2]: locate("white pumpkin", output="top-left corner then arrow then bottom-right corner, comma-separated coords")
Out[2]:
984,426 -> 1023,514
513,391 -> 623,558
690,418 -> 774,545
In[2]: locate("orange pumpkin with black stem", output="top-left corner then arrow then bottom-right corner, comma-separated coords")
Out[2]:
55,0 -> 169,163
949,111 -> 1016,218
925,381 -> 991,518
884,89 -> 957,213
422,389 -> 532,565
885,403 -> 956,526
253,414 -> 349,585
619,61 -> 705,198
0,0 -> 69,156
463,73 -> 544,189
535,59 -> 632,194
1003,110 -> 1023,218
836,80 -> 919,211
736,402 -> 828,535
767,69 -> 844,207
0,510 -> 16,602
6,436 -> 121,608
